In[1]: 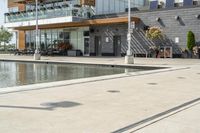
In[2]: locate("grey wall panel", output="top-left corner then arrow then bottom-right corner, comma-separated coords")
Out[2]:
150,0 -> 158,10
91,7 -> 200,55
183,0 -> 193,6
166,0 -> 175,8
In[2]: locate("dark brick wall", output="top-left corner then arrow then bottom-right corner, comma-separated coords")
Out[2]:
90,24 -> 128,55
90,7 -> 200,56
134,6 -> 200,49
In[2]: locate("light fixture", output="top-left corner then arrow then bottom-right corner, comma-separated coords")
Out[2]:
125,0 -> 134,64
195,14 -> 200,19
34,0 -> 41,60
175,15 -> 180,20
156,17 -> 161,21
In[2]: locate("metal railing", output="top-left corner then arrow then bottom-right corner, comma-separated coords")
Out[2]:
5,6 -> 94,23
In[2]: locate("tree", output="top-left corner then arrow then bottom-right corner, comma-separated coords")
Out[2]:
146,26 -> 163,40
0,27 -> 13,50
187,31 -> 196,51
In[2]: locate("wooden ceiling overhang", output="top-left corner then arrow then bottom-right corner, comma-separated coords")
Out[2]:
10,0 -> 57,4
10,0 -> 95,5
15,17 -> 141,30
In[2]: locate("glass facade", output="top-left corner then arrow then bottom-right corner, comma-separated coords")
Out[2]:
25,28 -> 89,54
25,30 -> 36,49
95,0 -> 149,14
8,7 -> 19,12
5,0 -> 94,23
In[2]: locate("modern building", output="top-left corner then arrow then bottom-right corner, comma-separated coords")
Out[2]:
4,0 -> 200,57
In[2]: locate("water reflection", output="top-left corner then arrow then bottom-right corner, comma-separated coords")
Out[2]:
0,61 -> 141,88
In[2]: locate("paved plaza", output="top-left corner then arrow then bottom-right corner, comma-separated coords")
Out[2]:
0,55 -> 200,133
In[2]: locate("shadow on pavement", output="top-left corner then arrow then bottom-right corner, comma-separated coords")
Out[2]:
0,101 -> 82,111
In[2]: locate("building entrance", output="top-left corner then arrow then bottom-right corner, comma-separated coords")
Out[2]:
95,36 -> 102,56
113,36 -> 121,56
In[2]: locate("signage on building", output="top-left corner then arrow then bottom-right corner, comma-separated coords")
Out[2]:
175,37 -> 179,43
131,21 -> 135,29
80,0 -> 95,6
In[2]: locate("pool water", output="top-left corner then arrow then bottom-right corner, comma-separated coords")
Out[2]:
0,61 -> 156,88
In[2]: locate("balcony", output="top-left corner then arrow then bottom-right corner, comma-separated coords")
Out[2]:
4,5 -> 94,28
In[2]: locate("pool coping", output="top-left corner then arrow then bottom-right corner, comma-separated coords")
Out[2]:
0,58 -> 168,69
0,58 -> 190,95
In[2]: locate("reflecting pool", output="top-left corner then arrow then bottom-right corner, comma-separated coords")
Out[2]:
0,61 -> 156,88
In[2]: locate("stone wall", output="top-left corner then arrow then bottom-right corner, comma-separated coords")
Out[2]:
90,6 -> 200,56
134,6 -> 200,50
90,24 -> 128,56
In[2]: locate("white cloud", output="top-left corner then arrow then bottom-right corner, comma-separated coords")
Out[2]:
0,0 -> 8,26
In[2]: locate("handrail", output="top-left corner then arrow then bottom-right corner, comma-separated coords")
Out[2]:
5,6 -> 94,23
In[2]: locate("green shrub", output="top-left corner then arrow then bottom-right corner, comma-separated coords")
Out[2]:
187,31 -> 196,51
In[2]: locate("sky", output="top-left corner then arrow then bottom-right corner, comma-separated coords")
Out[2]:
0,0 -> 7,27
0,0 -> 16,44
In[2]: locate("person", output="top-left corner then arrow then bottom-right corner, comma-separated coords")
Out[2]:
14,49 -> 19,55
198,47 -> 200,59
156,49 -> 159,58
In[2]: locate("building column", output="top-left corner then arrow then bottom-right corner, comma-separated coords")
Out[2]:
18,30 -> 25,50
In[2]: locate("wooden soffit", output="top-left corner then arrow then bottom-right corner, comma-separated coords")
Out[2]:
10,0 -> 95,5
15,17 -> 140,30
80,0 -> 95,6
9,0 -> 48,4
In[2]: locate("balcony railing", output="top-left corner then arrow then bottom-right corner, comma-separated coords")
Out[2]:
5,6 -> 94,23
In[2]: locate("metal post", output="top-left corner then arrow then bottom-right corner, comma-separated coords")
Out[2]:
34,0 -> 41,60
125,0 -> 134,64
127,0 -> 131,56
36,0 -> 38,50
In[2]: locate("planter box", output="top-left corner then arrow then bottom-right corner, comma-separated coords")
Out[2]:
67,50 -> 82,56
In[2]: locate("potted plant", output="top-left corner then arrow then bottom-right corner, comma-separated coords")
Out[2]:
146,26 -> 163,58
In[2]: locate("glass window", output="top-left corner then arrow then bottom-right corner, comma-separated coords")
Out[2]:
119,0 -> 126,12
26,5 -> 31,11
110,0 -> 115,13
40,30 -> 46,50
25,31 -> 31,49
58,29 -> 64,44
52,29 -> 58,49
84,31 -> 89,36
46,30 -> 52,50
115,0 -> 120,13
9,7 -> 19,12
63,32 -> 70,44
96,0 -> 103,14
26,4 -> 35,11
175,0 -> 183,2
30,30 -> 36,49
27,11 -> 35,20
103,0 -> 109,13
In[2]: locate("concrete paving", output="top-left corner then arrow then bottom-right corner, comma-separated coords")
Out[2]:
0,55 -> 200,133
133,103 -> 200,133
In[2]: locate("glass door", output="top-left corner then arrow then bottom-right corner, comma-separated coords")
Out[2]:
113,35 -> 121,56
95,36 -> 102,56
84,31 -> 90,56
84,37 -> 90,56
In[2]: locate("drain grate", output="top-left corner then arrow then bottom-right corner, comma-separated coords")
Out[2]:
107,90 -> 120,93
147,83 -> 158,85
177,77 -> 186,79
